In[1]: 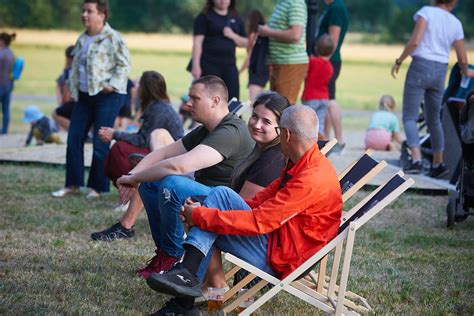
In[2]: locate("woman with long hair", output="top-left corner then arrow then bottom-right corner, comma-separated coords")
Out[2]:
191,0 -> 247,100
91,70 -> 184,241
0,32 -> 16,134
392,0 -> 474,178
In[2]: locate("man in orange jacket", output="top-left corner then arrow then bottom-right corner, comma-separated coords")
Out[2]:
145,104 -> 342,315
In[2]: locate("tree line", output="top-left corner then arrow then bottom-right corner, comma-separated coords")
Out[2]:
0,0 -> 472,41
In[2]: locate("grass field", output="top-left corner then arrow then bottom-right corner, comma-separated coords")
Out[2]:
0,164 -> 473,314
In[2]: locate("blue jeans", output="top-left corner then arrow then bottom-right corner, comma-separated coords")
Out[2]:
302,99 -> 329,134
184,186 -> 276,280
138,175 -> 213,259
65,91 -> 122,192
403,56 -> 448,151
0,81 -> 13,134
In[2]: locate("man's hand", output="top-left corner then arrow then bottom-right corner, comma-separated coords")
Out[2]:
98,127 -> 114,143
179,198 -> 201,231
117,174 -> 139,204
257,24 -> 272,37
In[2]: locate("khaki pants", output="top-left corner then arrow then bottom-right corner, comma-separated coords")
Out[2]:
270,63 -> 308,105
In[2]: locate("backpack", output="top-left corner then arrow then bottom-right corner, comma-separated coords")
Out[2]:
11,57 -> 24,80
460,91 -> 474,144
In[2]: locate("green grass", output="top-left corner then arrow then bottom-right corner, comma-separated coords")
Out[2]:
1,164 -> 473,314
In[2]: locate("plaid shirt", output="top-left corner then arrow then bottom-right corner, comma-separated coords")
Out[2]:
68,23 -> 130,99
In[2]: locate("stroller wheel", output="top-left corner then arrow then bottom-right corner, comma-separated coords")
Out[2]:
447,197 -> 456,228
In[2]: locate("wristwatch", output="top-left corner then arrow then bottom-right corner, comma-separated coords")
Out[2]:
395,58 -> 402,66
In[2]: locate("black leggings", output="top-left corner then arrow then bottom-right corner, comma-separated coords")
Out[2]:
201,59 -> 239,100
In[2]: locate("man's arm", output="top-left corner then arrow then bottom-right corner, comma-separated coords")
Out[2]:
328,25 -> 341,58
193,173 -> 330,236
258,24 -> 303,43
131,139 -> 187,173
132,144 -> 224,183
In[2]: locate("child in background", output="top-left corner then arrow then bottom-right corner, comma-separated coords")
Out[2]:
301,34 -> 335,136
23,105 -> 62,146
364,95 -> 402,151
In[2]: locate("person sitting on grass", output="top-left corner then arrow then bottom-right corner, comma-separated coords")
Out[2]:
364,95 -> 402,151
88,71 -> 183,220
23,105 -> 62,146
114,76 -> 254,277
301,34 -> 334,137
141,104 -> 342,315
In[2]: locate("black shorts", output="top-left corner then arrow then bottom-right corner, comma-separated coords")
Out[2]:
55,101 -> 76,119
118,104 -> 132,118
328,60 -> 342,100
248,70 -> 269,88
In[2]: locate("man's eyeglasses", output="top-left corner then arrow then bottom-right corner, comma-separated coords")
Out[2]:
275,127 -> 286,136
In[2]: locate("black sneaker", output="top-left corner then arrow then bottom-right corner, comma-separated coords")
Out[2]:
427,164 -> 449,179
90,222 -> 135,241
150,298 -> 199,316
404,161 -> 422,174
146,263 -> 202,298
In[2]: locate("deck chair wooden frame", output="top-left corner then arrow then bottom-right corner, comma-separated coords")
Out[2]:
222,151 -> 386,308
221,172 -> 414,315
319,138 -> 337,156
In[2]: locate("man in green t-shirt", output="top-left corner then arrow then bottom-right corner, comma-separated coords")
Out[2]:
258,0 -> 308,105
317,0 -> 349,152
115,76 -> 254,277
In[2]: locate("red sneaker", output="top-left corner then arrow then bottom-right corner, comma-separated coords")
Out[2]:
136,249 -> 180,278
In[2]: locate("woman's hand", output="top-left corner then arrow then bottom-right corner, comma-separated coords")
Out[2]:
102,84 -> 115,94
257,24 -> 271,37
98,127 -> 114,143
223,26 -> 236,40
391,63 -> 401,79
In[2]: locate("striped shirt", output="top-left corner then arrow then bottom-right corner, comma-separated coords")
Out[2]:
267,0 -> 308,65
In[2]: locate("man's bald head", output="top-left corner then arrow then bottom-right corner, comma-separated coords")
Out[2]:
280,105 -> 319,140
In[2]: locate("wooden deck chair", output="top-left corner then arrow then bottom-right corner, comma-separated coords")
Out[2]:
221,172 -> 414,315
318,138 -> 337,156
223,151 -> 386,305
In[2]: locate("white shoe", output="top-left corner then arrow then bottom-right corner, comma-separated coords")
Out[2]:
51,187 -> 80,198
112,202 -> 130,212
85,189 -> 101,199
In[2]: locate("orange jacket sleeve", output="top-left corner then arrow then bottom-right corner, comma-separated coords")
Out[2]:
192,168 -> 326,236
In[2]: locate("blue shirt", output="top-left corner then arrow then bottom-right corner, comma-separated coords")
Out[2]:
368,111 -> 400,133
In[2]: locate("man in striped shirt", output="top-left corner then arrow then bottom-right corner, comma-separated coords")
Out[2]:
258,0 -> 309,105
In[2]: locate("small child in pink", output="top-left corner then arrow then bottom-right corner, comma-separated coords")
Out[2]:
365,95 -> 402,151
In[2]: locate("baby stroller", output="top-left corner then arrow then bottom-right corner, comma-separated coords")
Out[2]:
445,64 -> 474,227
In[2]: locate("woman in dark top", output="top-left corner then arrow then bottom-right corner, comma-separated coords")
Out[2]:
99,71 -> 184,185
198,91 -> 290,298
191,0 -> 247,100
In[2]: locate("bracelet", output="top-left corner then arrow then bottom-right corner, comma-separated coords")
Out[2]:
395,58 -> 402,66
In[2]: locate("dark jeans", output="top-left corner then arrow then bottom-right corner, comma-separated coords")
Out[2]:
0,81 -> 13,134
65,91 -> 122,192
201,59 -> 239,100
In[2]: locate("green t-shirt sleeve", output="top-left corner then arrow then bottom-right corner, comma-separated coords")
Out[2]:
288,0 -> 307,27
328,6 -> 345,28
200,125 -> 241,159
181,126 -> 206,152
